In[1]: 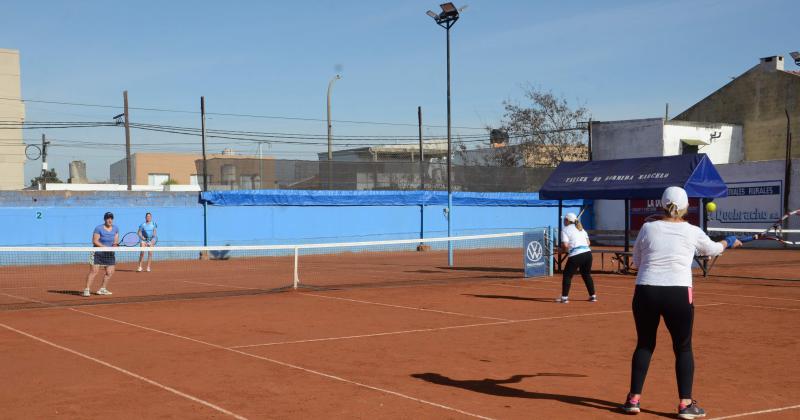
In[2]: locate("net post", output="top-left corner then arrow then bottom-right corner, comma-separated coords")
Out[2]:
548,226 -> 554,276
292,247 -> 299,290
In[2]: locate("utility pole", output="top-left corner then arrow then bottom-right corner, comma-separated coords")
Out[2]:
123,91 -> 132,190
418,106 -> 424,190
587,118 -> 593,161
201,96 -> 208,191
327,74 -> 341,189
201,96 -> 209,249
40,133 -> 50,190
785,109 -> 793,226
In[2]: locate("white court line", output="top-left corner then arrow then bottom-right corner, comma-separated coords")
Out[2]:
498,283 -> 800,312
0,291 -> 47,304
303,293 -> 511,321
0,321 -> 247,420
708,404 -> 800,419
231,308 -> 688,349
68,308 -> 494,420
533,278 -> 800,303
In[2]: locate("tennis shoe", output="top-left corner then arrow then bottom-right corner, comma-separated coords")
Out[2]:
81,288 -> 91,297
622,395 -> 640,414
136,266 -> 143,272
556,297 -> 569,304
146,267 -> 151,272
96,288 -> 113,296
678,401 -> 706,419
589,295 -> 598,302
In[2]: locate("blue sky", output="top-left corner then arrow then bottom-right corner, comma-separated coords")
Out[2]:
1,0 -> 798,181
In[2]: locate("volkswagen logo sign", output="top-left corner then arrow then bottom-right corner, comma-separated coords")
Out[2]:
526,241 -> 543,262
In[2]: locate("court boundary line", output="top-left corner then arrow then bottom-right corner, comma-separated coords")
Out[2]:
230,306 -> 729,350
66,308 -> 495,420
496,283 -> 800,312
531,278 -> 800,303
0,321 -> 248,420
708,404 -> 800,419
302,293 -> 511,321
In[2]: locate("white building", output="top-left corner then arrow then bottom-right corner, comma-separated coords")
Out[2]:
591,118 -> 744,233
0,49 -> 25,190
592,118 -> 743,164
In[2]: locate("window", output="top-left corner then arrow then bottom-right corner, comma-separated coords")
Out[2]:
239,175 -> 254,189
221,165 -> 236,185
148,173 -> 170,186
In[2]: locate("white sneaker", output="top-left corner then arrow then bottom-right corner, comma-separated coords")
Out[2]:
146,267 -> 151,272
556,297 -> 569,304
137,266 -> 143,272
81,288 -> 91,297
96,288 -> 113,296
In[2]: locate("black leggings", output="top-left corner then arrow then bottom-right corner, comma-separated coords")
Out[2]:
630,285 -> 695,399
561,252 -> 595,297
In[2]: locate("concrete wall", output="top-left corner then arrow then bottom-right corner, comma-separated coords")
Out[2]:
663,121 -> 743,164
592,118 -> 664,160
0,49 -> 25,190
0,191 -> 578,247
674,56 -> 800,161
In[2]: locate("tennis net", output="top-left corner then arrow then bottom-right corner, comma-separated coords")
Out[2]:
0,230 -> 548,310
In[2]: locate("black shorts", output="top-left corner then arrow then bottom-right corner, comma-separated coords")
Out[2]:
91,251 -> 116,266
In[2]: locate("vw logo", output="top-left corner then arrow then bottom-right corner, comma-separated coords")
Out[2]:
526,241 -> 543,262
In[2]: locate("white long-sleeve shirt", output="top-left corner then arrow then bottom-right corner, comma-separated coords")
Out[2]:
633,220 -> 725,287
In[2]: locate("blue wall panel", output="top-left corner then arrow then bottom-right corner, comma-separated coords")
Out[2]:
0,191 -> 583,247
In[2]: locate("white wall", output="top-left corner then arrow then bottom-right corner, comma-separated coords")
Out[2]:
592,118 -> 664,160
663,122 -> 744,164
0,49 -> 25,190
45,184 -> 199,192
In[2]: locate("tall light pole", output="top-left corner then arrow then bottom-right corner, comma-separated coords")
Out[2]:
327,74 -> 342,160
427,2 -> 461,266
327,74 -> 341,189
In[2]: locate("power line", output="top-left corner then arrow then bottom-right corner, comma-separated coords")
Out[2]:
0,96 -> 488,130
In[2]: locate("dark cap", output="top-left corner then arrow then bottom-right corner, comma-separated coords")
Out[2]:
104,212 -> 114,220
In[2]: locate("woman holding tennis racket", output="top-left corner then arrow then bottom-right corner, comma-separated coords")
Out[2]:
622,187 -> 741,419
557,211 -> 596,303
83,211 -> 118,297
137,212 -> 157,272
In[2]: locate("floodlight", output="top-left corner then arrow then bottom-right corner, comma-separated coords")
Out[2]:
426,10 -> 439,20
440,2 -> 459,18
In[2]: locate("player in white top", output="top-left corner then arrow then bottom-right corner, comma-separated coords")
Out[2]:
557,212 -> 596,303
622,186 -> 741,419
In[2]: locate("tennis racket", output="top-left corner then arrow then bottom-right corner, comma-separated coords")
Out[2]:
737,209 -> 800,246
119,232 -> 141,247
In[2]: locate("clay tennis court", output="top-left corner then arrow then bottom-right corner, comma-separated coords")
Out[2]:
0,247 -> 798,419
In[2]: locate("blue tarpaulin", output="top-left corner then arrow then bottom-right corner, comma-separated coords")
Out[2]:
200,190 -> 583,207
539,154 -> 727,200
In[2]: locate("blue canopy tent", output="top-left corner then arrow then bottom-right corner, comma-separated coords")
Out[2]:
539,154 -> 728,258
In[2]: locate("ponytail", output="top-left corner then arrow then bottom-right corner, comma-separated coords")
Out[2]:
663,203 -> 687,219
575,220 -> 584,231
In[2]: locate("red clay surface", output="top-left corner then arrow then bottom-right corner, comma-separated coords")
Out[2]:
0,248 -> 798,419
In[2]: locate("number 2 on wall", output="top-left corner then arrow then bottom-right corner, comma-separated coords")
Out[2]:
35,211 -> 42,220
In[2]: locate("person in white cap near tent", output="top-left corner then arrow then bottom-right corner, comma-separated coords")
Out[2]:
622,186 -> 741,419
557,211 -> 596,303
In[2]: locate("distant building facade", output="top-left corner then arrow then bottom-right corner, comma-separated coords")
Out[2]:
674,55 -> 800,161
0,49 -> 25,190
591,118 -> 743,164
110,153 -> 205,186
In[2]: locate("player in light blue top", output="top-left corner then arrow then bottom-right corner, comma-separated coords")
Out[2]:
137,212 -> 158,272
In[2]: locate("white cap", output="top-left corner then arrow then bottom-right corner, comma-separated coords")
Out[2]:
565,212 -> 578,222
661,186 -> 689,211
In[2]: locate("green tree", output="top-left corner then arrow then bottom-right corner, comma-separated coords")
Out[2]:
30,169 -> 63,189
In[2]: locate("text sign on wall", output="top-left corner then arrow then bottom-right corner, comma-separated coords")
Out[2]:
708,180 -> 783,226
630,198 -> 701,230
